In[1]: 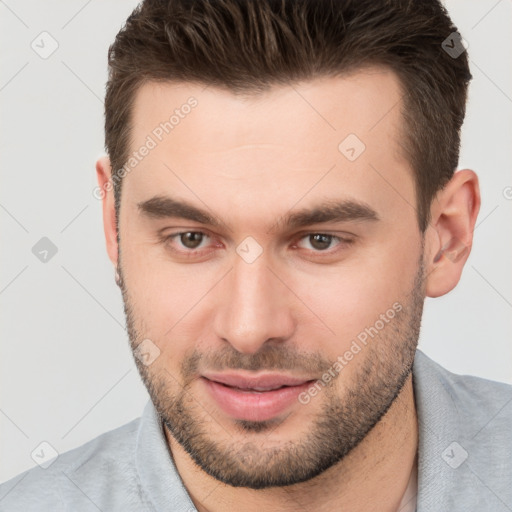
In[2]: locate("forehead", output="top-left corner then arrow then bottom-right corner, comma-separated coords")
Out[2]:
124,67 -> 414,231
130,66 -> 405,148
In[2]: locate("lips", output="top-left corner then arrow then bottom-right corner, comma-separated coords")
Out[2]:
201,372 -> 316,422
202,372 -> 311,391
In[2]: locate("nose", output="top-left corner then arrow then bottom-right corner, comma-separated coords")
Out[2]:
213,252 -> 296,354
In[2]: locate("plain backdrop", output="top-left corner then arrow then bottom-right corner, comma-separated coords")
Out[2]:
1,0 -> 511,483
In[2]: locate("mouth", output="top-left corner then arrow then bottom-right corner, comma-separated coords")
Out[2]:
201,373 -> 316,422
202,372 -> 313,389
213,382 -> 295,392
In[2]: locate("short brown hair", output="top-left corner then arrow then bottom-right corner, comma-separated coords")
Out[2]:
104,0 -> 471,233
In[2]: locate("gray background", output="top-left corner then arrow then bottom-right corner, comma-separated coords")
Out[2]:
1,0 -> 511,483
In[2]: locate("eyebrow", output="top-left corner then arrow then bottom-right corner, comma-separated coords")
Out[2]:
137,195 -> 379,231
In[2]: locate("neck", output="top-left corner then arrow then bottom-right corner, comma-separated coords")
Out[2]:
165,373 -> 418,512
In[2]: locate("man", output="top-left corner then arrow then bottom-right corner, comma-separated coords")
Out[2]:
1,0 -> 511,510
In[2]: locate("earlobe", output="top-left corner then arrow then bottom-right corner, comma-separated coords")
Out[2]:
95,156 -> 119,268
424,169 -> 481,298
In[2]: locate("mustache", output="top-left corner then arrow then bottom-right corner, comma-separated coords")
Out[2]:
181,344 -> 333,379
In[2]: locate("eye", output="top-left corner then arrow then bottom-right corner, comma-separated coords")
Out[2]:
178,231 -> 208,249
295,233 -> 354,252
164,231 -> 212,252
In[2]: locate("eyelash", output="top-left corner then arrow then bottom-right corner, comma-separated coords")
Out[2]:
160,231 -> 355,259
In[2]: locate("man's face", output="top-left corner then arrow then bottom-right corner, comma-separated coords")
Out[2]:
117,68 -> 425,488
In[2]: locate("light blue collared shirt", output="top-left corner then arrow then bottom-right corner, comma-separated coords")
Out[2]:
1,349 -> 511,511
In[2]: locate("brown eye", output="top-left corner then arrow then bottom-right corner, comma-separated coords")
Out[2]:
294,233 -> 355,257
179,232 -> 205,249
308,234 -> 334,250
160,230 -> 218,260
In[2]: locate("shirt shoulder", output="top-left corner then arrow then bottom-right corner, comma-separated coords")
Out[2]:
416,350 -> 512,437
413,350 -> 512,511
0,416 -> 147,512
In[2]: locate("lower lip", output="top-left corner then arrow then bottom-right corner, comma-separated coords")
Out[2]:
202,377 -> 313,422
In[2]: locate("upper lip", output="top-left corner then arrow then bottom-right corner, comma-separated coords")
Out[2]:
202,372 -> 314,391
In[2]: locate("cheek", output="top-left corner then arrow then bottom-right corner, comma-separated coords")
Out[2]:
290,238 -> 419,352
121,242 -> 221,361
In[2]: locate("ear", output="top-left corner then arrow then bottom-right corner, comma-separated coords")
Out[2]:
424,169 -> 481,298
95,156 -> 119,268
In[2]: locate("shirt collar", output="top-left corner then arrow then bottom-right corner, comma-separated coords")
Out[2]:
135,399 -> 197,511
413,348 -> 463,510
